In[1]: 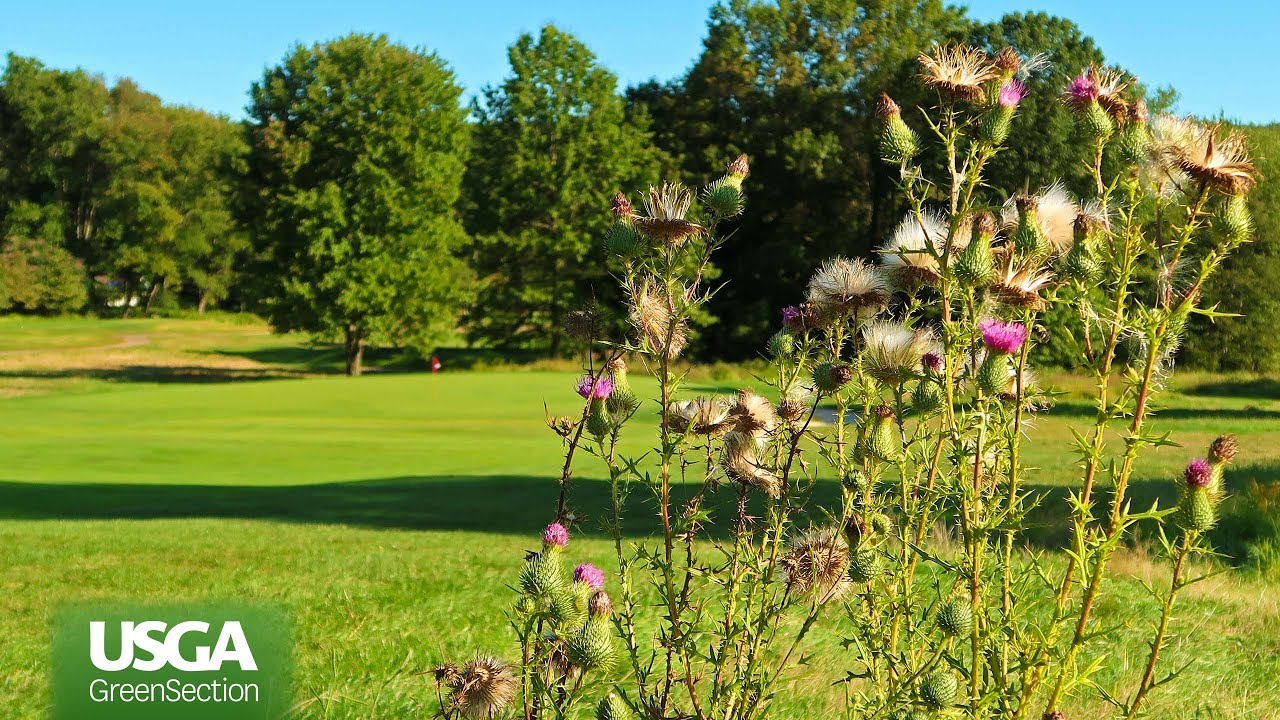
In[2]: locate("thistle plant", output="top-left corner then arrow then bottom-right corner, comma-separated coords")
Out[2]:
434,44 -> 1256,720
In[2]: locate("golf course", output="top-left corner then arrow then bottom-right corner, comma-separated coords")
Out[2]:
1,315 -> 1278,719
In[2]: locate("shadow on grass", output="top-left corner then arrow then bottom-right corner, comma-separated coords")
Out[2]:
0,475 -> 726,538
0,366 -> 306,385
1182,377 -> 1280,400
1047,400 -> 1280,421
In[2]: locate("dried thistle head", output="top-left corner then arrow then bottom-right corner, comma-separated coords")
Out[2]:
991,260 -> 1053,310
876,93 -> 902,119
721,431 -> 781,498
878,210 -> 964,286
563,307 -> 598,341
445,656 -> 517,720
918,45 -> 998,102
1171,122 -> 1256,195
862,321 -> 937,386
630,281 -> 687,359
727,388 -> 779,436
634,182 -> 704,245
1003,183 -> 1079,255
806,256 -> 892,317
781,526 -> 851,601
992,46 -> 1021,76
1209,434 -> 1238,464
610,191 -> 633,218
726,154 -> 750,179
667,396 -> 731,436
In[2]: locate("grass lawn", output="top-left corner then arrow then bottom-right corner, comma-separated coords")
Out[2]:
1,316 -> 1279,719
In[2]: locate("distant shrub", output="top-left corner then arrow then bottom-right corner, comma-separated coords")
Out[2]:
0,235 -> 88,314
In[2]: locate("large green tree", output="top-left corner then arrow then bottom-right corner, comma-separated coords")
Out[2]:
463,25 -> 662,353
242,34 -> 472,375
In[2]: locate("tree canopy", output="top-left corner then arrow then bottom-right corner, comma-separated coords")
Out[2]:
241,33 -> 473,375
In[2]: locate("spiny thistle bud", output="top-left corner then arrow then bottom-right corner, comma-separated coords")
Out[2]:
606,389 -> 641,424
889,711 -> 927,720
870,513 -> 893,536
977,352 -> 1013,396
587,398 -> 612,438
842,468 -> 868,494
568,592 -> 617,671
919,670 -> 960,710
702,176 -> 745,217
563,309 -> 598,342
861,405 -> 900,463
597,693 -> 632,720
767,330 -> 796,359
550,582 -> 591,629
605,219 -> 644,259
1062,215 -> 1101,283
1178,459 -> 1217,532
1115,102 -> 1152,165
1013,195 -> 1050,260
877,93 -> 920,164
979,80 -> 1025,146
813,361 -> 854,393
956,212 -> 997,287
911,379 -> 943,414
1217,194 -> 1254,246
935,599 -> 973,638
520,549 -> 566,598
1081,100 -> 1114,142
848,546 -> 882,583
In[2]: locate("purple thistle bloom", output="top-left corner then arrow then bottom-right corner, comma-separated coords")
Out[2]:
979,319 -> 1029,354
542,522 -> 569,549
1185,458 -> 1213,488
998,80 -> 1027,108
922,351 -> 944,373
1067,72 -> 1099,104
781,306 -> 802,327
573,563 -> 606,589
575,374 -> 614,400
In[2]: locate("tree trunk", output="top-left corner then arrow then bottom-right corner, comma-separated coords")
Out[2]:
344,323 -> 366,377
197,294 -> 209,314
120,279 -> 135,319
144,280 -> 163,314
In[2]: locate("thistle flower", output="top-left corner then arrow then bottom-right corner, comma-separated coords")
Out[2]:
991,260 -> 1052,310
576,374 -> 614,400
724,154 -> 750,185
721,431 -> 782,498
542,522 -> 569,549
1184,458 -> 1213,488
610,192 -> 633,218
922,351 -> 944,374
805,257 -> 892,316
1064,67 -> 1119,140
918,45 -> 997,102
1064,70 -> 1100,107
728,389 -> 779,435
878,210 -> 964,285
781,305 -> 802,329
998,79 -> 1026,108
573,563 -> 606,589
1209,434 -> 1239,465
667,396 -> 731,436
979,319 -> 1029,354
781,527 -> 851,601
863,321 -> 936,385
444,656 -> 518,720
634,182 -> 704,246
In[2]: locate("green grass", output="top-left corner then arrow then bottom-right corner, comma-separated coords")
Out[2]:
2,317 -> 1279,719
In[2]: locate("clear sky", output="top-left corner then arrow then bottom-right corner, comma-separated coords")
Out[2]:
1,0 -> 1274,124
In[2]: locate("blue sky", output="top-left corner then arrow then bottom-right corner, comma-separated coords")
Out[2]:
1,1 -> 1274,123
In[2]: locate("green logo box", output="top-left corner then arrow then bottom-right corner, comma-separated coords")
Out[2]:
52,603 -> 291,720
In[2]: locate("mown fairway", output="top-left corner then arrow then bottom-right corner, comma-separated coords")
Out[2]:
1,317 -> 1279,719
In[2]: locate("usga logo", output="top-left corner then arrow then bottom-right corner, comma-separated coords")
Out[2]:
90,620 -> 258,672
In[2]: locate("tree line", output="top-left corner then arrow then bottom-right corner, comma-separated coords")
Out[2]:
1,1 -> 1275,374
